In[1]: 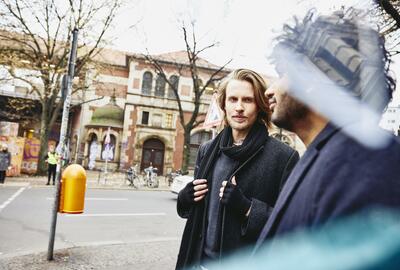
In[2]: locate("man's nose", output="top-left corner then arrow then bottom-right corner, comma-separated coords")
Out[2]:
265,84 -> 275,98
235,101 -> 244,111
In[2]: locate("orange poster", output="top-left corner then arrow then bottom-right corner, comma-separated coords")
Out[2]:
21,138 -> 40,174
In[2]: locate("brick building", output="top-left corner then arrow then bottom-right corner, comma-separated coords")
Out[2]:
71,50 -> 231,174
1,43 -> 303,175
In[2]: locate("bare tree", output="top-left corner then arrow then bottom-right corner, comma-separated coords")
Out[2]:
0,0 -> 123,173
144,24 -> 231,172
372,0 -> 400,55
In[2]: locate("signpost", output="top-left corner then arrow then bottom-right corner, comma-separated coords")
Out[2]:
203,93 -> 223,138
101,127 -> 113,184
47,28 -> 79,261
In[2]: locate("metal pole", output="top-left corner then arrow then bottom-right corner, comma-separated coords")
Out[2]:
74,81 -> 87,164
47,28 -> 79,261
104,156 -> 108,184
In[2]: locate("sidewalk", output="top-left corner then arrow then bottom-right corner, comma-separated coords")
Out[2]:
0,240 -> 179,270
3,170 -> 171,191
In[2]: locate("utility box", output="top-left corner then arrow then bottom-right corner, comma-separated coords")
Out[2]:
59,164 -> 87,214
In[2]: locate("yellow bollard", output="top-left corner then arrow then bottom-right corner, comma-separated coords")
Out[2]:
59,164 -> 87,214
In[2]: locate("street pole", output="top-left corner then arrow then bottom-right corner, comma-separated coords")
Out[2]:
47,28 -> 79,261
74,80 -> 88,164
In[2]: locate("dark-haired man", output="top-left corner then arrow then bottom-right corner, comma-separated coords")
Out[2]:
255,9 -> 400,249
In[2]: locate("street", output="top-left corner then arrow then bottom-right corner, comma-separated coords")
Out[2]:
0,185 -> 185,261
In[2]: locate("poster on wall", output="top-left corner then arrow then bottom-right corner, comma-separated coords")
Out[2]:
0,136 -> 25,176
88,141 -> 99,170
0,122 -> 19,137
21,138 -> 40,174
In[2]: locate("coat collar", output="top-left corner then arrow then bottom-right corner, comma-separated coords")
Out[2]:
254,123 -> 340,251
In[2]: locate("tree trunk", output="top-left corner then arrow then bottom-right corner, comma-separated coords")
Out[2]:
181,130 -> 191,173
37,103 -> 49,175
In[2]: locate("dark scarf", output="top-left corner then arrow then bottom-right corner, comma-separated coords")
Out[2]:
196,121 -> 269,180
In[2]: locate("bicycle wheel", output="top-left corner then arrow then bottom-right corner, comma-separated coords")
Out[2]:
133,175 -> 142,189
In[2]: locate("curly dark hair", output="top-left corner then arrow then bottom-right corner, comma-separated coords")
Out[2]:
271,8 -> 396,112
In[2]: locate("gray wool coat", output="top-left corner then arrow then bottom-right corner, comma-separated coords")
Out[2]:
0,151 -> 11,171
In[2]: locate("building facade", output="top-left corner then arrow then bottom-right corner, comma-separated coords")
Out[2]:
1,43 -> 303,175
72,50 -> 229,175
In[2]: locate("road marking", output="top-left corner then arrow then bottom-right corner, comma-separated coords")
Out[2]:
64,213 -> 166,217
0,187 -> 26,213
46,197 -> 128,201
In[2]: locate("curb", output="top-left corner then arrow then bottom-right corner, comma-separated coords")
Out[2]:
1,181 -> 173,192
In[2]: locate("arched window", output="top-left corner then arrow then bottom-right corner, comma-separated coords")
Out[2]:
168,75 -> 179,99
155,75 -> 166,97
189,131 -> 212,167
141,71 -> 153,95
88,133 -> 98,170
101,134 -> 116,161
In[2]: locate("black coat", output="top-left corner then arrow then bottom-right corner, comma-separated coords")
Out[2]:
176,136 -> 299,269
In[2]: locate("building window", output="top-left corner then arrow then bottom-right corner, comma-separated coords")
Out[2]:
168,75 -> 179,99
141,71 -> 153,95
166,113 -> 173,128
142,111 -> 149,125
189,131 -> 212,167
88,133 -> 98,170
152,113 -> 162,127
155,75 -> 166,97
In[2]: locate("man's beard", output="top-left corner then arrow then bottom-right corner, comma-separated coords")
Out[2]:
272,94 -> 309,132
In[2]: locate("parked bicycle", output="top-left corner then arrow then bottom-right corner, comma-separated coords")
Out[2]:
126,164 -> 141,188
144,165 -> 159,188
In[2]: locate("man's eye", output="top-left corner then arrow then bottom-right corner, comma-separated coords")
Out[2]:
228,97 -> 237,102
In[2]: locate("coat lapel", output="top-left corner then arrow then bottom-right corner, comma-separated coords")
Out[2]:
254,148 -> 319,250
254,123 -> 339,252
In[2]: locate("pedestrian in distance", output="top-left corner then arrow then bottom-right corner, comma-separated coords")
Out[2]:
45,144 -> 60,185
255,8 -> 400,251
176,68 -> 300,269
0,143 -> 11,184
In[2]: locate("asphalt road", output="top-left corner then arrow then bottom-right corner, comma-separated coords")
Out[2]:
0,185 -> 185,258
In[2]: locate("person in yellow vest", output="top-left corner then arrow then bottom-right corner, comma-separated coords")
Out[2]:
45,144 -> 60,185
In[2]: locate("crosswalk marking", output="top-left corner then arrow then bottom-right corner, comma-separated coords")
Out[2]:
64,213 -> 166,217
0,187 -> 27,213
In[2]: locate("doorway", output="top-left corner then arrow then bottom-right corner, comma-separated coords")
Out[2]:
141,138 -> 165,174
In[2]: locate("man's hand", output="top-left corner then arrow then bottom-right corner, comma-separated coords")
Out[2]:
219,176 -> 251,217
178,179 -> 208,205
193,179 -> 208,202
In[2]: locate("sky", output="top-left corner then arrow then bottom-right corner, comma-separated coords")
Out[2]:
107,0 -> 400,106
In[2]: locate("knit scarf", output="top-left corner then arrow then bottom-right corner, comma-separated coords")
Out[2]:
196,121 -> 269,180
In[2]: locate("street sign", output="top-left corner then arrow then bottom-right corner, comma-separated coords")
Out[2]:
203,93 -> 223,128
